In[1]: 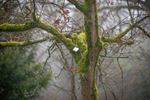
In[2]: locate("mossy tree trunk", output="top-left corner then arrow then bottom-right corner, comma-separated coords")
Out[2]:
80,0 -> 101,100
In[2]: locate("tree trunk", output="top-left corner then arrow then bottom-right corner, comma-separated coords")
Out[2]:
81,0 -> 102,100
81,50 -> 100,100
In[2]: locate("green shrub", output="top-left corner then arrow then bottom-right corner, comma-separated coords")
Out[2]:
0,47 -> 51,100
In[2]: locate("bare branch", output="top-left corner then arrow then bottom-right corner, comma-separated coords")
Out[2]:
100,55 -> 128,58
32,0 -> 36,20
136,25 -> 150,38
99,5 -> 144,12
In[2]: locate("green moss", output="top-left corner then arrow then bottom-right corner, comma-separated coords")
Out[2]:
76,50 -> 88,73
0,21 -> 36,32
78,32 -> 86,42
92,66 -> 98,100
0,38 -> 49,47
0,41 -> 24,46
37,21 -> 89,74
37,20 -> 75,50
70,32 -> 89,74
73,1 -> 87,14
84,0 -> 90,6
84,18 -> 92,48
73,57 -> 88,77
71,32 -> 87,53
92,81 -> 98,100
98,39 -> 109,48
101,26 -> 134,43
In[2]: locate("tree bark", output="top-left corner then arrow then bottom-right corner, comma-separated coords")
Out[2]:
81,0 -> 101,100
81,50 -> 100,100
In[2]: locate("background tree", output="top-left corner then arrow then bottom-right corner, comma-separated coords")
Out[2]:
0,47 -> 51,100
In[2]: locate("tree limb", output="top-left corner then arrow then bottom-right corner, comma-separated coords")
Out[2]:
136,25 -> 150,38
0,18 -> 75,50
36,20 -> 75,50
0,37 -> 49,47
101,16 -> 150,43
0,21 -> 36,32
67,0 -> 87,14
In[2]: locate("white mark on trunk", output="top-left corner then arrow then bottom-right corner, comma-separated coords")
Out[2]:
73,47 -> 79,52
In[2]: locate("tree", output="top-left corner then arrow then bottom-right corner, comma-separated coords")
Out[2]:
0,0 -> 150,100
0,47 -> 51,100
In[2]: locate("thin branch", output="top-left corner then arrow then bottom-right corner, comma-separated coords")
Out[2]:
99,5 -> 144,12
32,0 -> 36,20
100,55 -> 128,58
136,25 -> 150,38
117,58 -> 124,100
42,40 -> 56,72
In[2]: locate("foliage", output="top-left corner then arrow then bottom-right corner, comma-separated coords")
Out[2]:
0,47 -> 51,100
